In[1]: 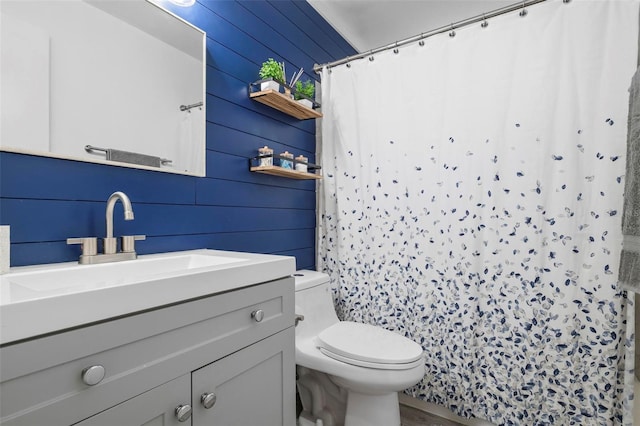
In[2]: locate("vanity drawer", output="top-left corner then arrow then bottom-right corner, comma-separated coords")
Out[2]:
0,277 -> 293,426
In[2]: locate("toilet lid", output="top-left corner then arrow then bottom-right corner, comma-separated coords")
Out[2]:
316,322 -> 423,366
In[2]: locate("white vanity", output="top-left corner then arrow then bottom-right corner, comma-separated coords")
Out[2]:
0,250 -> 296,425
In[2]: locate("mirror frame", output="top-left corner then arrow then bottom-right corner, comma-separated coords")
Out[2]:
0,0 -> 207,177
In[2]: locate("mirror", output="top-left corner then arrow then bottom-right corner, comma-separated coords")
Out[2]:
0,0 -> 206,176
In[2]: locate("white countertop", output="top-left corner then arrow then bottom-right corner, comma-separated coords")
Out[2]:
0,249 -> 296,345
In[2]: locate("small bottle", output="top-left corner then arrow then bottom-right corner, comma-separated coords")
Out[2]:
295,155 -> 308,172
258,146 -> 273,166
279,151 -> 294,169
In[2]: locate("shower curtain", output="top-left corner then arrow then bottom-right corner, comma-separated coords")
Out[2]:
318,1 -> 639,424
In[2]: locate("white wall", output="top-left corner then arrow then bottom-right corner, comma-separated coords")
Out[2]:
1,13 -> 50,153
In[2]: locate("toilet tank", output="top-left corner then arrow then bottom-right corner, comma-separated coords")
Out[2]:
293,270 -> 340,337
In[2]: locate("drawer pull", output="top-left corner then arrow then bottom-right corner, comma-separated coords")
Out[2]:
175,404 -> 192,422
251,309 -> 264,322
201,392 -> 217,409
81,365 -> 105,386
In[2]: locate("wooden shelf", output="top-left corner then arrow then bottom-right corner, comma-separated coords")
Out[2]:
250,89 -> 322,120
250,165 -> 322,180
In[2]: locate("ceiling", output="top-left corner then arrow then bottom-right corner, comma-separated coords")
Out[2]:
307,0 -> 515,53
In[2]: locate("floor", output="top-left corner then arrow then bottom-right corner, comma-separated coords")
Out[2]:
400,405 -> 464,426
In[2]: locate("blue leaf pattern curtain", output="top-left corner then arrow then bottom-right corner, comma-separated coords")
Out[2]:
318,2 -> 639,424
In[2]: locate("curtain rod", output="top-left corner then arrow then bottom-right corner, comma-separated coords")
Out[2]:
313,0 -> 551,73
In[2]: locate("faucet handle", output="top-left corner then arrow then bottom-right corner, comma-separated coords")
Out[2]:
67,237 -> 98,256
121,235 -> 146,253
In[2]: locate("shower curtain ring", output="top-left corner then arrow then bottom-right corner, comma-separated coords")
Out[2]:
519,1 -> 528,17
393,43 -> 399,54
481,14 -> 489,28
449,24 -> 456,38
418,34 -> 425,46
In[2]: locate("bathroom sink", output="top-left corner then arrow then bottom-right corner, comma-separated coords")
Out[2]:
1,253 -> 245,302
0,249 -> 296,344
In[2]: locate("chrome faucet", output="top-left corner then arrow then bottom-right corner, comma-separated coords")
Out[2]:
104,191 -> 134,255
67,191 -> 145,264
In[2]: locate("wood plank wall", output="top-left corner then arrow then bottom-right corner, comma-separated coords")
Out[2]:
0,0 -> 356,268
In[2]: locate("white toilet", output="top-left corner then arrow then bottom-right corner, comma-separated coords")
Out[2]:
294,270 -> 425,426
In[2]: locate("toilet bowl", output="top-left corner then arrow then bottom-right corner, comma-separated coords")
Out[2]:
294,270 -> 425,426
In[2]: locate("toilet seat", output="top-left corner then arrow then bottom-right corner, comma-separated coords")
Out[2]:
316,322 -> 424,370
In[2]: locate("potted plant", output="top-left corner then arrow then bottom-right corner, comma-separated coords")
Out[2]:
294,80 -> 315,108
259,58 -> 285,91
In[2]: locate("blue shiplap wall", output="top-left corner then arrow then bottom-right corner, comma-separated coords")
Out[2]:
0,0 -> 356,268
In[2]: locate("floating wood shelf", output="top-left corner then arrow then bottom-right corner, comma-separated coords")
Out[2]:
249,80 -> 322,120
250,89 -> 322,120
249,154 -> 322,180
250,165 -> 322,180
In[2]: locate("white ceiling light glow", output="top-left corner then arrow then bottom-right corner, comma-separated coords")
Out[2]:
168,0 -> 195,7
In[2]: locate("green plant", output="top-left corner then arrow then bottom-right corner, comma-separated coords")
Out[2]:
259,58 -> 285,83
294,80 -> 315,100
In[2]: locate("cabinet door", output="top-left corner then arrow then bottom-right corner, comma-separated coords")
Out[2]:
192,327 -> 295,426
75,375 -> 191,426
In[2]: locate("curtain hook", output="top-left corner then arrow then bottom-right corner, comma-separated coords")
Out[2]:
449,24 -> 456,38
346,63 -> 351,68
481,14 -> 489,28
368,51 -> 375,61
519,1 -> 528,17
418,33 -> 425,46
393,42 -> 399,54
